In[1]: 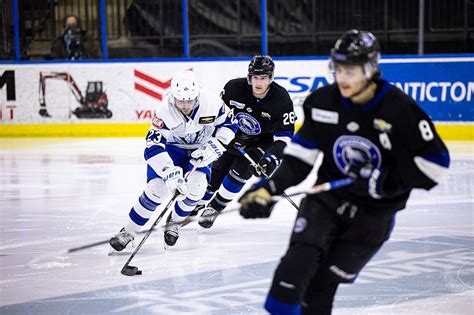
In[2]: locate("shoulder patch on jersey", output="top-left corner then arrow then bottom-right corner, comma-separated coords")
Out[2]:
152,116 -> 164,129
229,100 -> 245,109
311,108 -> 339,124
198,116 -> 216,124
261,112 -> 271,120
373,118 -> 392,132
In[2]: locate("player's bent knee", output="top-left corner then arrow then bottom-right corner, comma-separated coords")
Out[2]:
144,178 -> 168,203
186,170 -> 207,200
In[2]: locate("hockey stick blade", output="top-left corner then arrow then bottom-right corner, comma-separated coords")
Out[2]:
121,265 -> 142,276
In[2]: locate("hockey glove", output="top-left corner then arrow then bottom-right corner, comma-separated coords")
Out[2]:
191,138 -> 226,167
162,166 -> 188,197
344,162 -> 400,199
239,185 -> 276,218
250,152 -> 281,177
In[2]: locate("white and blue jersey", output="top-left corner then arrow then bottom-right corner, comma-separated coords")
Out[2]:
144,89 -> 237,180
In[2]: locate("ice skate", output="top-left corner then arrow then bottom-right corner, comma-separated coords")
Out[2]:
164,213 -> 182,247
198,206 -> 220,229
109,227 -> 134,251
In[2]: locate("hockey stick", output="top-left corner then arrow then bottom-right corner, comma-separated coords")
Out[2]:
170,177 -> 355,227
121,161 -> 201,276
235,146 -> 302,211
28,175 -> 354,268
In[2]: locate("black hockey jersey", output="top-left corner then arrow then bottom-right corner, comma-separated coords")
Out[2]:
271,80 -> 450,211
221,78 -> 295,158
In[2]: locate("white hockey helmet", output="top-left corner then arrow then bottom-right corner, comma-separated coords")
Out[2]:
170,70 -> 199,101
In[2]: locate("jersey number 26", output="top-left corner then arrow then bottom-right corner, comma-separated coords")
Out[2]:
283,112 -> 296,125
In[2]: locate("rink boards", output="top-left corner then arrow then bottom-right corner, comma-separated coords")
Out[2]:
0,56 -> 473,140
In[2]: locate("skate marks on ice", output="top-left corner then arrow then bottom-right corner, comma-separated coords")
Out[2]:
1,235 -> 472,314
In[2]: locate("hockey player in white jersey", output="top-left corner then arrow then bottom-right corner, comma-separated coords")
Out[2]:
109,70 -> 237,249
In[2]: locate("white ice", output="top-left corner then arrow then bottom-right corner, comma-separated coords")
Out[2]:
0,138 -> 472,314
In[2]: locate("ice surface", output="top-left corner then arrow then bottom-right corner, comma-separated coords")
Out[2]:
0,138 -> 472,314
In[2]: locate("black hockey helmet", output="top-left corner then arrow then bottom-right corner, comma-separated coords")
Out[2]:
247,55 -> 275,83
330,29 -> 381,79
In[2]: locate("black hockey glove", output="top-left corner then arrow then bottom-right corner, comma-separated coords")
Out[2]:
344,162 -> 402,199
249,152 -> 280,177
239,184 -> 277,218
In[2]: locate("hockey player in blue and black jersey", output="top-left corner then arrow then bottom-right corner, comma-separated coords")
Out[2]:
109,70 -> 237,249
239,30 -> 450,314
190,55 -> 296,229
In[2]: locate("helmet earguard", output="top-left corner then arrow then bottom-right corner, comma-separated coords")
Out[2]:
330,29 -> 381,79
171,70 -> 199,101
247,55 -> 275,84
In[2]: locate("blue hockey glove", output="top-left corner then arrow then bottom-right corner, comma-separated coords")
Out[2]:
239,184 -> 277,218
250,152 -> 280,177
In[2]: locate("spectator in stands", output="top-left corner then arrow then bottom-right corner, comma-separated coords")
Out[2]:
51,14 -> 101,60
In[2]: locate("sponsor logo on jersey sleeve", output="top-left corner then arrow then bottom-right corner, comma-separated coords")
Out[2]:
198,116 -> 216,124
235,112 -> 261,135
152,116 -> 164,128
311,108 -> 339,124
229,100 -> 246,109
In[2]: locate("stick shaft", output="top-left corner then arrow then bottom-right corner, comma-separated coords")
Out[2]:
235,146 -> 301,211
66,177 -> 352,253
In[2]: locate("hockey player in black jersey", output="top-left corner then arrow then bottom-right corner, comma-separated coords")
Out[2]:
193,55 -> 295,228
238,30 -> 450,314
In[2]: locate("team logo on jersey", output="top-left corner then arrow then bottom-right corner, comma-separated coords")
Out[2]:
152,116 -> 164,129
261,112 -> 271,120
346,121 -> 359,132
373,118 -> 392,132
333,135 -> 382,174
199,116 -> 216,124
229,100 -> 245,109
235,112 -> 261,135
311,108 -> 339,124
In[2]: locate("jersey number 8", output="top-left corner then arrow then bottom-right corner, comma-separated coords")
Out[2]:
418,120 -> 434,141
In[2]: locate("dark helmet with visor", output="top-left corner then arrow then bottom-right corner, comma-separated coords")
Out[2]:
247,55 -> 275,84
330,29 -> 381,79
